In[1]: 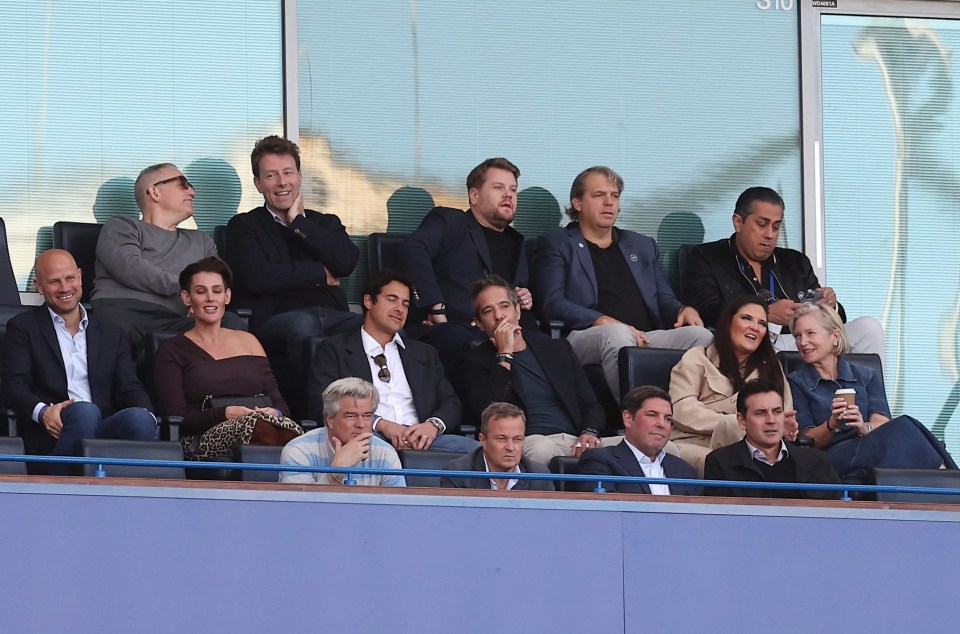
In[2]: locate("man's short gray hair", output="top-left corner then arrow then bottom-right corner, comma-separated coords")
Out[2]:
322,377 -> 380,418
480,402 -> 526,436
134,162 -> 178,210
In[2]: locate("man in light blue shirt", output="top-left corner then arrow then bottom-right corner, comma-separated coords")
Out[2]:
280,377 -> 405,486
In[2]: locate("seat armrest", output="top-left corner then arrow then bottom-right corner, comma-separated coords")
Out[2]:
160,415 -> 184,442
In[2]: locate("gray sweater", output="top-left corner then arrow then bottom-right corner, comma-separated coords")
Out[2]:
91,216 -> 217,315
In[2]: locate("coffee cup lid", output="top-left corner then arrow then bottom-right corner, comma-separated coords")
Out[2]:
835,388 -> 857,395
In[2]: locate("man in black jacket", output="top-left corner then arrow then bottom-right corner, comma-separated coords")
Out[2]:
226,135 -> 362,414
455,275 -> 618,466
704,379 -> 840,500
684,186 -> 884,364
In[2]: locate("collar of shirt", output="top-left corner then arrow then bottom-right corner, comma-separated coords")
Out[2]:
265,204 -> 304,227
482,454 -> 520,490
623,439 -> 672,495
795,356 -> 859,390
360,327 -> 405,356
746,439 -> 790,466
46,303 -> 89,332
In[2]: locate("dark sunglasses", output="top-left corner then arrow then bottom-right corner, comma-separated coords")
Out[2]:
372,353 -> 391,383
153,175 -> 195,191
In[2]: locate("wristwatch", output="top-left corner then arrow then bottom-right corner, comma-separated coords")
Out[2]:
426,417 -> 446,435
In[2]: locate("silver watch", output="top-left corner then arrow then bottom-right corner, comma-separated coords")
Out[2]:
426,417 -> 445,435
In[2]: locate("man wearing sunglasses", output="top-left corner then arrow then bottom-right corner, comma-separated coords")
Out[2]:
307,270 -> 477,453
92,163 -> 241,349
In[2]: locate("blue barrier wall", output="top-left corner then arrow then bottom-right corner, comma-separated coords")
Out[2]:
1,481 -> 957,633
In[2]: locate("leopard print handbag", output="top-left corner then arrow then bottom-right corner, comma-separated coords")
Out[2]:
183,412 -> 304,460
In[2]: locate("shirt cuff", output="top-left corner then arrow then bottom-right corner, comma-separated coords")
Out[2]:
372,415 -> 383,432
32,402 -> 48,424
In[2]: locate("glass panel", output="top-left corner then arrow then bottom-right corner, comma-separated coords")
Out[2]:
0,1 -> 283,290
821,14 -> 960,449
297,1 -> 803,301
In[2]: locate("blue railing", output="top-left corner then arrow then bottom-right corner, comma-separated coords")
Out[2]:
2,453 -> 960,502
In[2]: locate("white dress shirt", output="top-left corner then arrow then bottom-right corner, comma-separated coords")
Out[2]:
746,439 -> 790,466
32,305 -> 92,422
483,455 -> 521,490
623,439 -> 672,495
361,328 -> 419,427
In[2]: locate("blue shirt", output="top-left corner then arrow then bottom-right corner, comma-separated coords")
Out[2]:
787,358 -> 891,447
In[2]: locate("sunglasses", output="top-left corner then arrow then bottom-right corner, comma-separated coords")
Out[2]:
372,353 -> 391,383
153,175 -> 195,191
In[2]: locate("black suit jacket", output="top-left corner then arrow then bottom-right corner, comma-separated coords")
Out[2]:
703,439 -> 841,500
0,306 -> 152,454
454,335 -> 605,432
225,206 -> 359,333
398,207 -> 529,326
577,441 -> 699,495
440,447 -> 554,491
307,330 -> 461,430
683,235 -> 847,329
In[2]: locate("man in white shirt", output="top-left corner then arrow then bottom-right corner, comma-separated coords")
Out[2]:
578,386 -> 699,495
307,270 -> 477,452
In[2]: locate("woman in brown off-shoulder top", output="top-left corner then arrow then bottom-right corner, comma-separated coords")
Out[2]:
155,257 -> 302,460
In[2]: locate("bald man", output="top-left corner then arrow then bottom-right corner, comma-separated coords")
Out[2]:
91,162 -> 242,349
0,250 -> 157,474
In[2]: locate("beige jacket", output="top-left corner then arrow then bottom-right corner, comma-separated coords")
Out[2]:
669,344 -> 793,448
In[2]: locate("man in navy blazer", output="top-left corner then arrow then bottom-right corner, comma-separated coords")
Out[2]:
531,166 -> 712,399
399,158 -> 538,368
307,270 -> 477,453
226,135 -> 362,416
578,386 -> 699,495
1,250 -> 156,474
441,402 -> 554,491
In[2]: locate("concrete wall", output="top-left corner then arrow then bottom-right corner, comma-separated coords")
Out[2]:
1,481 -> 957,633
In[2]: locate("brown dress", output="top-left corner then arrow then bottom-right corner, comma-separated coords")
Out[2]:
154,333 -> 301,458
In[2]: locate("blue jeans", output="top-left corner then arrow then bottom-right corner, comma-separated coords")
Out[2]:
374,431 -> 479,453
53,402 -> 158,475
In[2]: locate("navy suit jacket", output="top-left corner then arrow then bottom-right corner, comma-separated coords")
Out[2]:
0,306 -> 152,453
454,335 -> 605,432
577,440 -> 699,495
225,206 -> 359,333
307,329 -> 461,430
398,207 -> 529,326
440,447 -> 554,491
531,224 -> 683,331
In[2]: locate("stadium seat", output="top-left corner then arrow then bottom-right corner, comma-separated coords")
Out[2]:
0,436 -> 27,475
872,468 -> 960,504
398,449 -> 466,487
548,455 -> 580,492
52,221 -> 103,304
618,347 -> 685,395
238,444 -> 284,482
81,439 -> 185,479
366,232 -> 408,276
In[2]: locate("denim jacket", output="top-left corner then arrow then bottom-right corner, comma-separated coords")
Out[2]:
787,357 -> 891,447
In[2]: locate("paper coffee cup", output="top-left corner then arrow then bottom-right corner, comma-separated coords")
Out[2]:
835,388 -> 856,408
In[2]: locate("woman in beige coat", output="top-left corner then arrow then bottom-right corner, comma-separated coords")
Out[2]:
669,296 -> 797,475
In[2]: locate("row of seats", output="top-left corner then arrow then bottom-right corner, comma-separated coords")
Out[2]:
2,435 -> 959,504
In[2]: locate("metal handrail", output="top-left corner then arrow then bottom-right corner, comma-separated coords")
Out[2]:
2,453 -> 960,501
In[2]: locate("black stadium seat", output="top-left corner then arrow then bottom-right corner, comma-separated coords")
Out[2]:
52,221 -> 103,304
0,437 -> 27,475
398,449 -> 466,487
81,439 -> 186,479
239,444 -> 284,482
872,468 -> 960,504
618,347 -> 686,395
366,232 -> 408,276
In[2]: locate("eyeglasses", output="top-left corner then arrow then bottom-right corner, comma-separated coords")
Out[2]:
372,354 -> 391,383
153,175 -> 195,191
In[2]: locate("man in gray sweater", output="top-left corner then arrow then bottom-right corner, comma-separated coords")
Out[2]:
91,162 -> 241,348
